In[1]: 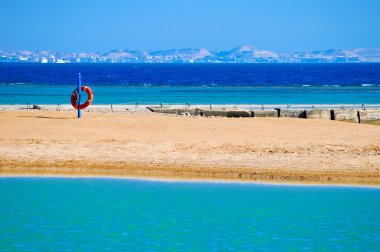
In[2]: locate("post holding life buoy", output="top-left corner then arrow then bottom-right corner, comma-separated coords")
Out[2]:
71,86 -> 93,110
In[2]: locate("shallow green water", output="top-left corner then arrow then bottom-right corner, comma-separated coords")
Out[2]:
0,178 -> 379,251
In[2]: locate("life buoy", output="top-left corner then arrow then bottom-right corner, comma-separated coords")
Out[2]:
71,86 -> 93,110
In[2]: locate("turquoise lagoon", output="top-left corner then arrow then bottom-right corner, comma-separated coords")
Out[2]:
0,177 -> 379,251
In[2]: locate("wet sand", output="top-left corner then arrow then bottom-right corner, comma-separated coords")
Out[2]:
1,110 -> 380,185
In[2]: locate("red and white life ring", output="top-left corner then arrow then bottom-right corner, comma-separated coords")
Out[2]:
71,86 -> 93,110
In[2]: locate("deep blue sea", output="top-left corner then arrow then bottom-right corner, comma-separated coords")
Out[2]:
1,63 -> 380,105
0,178 -> 379,251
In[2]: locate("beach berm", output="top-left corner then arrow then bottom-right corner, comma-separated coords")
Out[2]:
0,109 -> 379,185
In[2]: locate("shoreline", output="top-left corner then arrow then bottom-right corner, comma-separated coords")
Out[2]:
1,157 -> 380,186
1,173 -> 380,189
2,103 -> 380,111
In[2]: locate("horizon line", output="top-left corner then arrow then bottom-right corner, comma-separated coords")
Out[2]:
2,45 -> 380,53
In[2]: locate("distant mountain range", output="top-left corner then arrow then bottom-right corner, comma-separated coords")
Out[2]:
1,45 -> 380,63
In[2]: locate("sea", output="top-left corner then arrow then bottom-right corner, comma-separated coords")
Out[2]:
0,178 -> 379,251
1,63 -> 380,105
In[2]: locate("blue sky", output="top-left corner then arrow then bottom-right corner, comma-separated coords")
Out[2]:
1,0 -> 379,52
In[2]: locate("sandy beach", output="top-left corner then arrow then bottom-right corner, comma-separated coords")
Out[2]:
1,108 -> 380,185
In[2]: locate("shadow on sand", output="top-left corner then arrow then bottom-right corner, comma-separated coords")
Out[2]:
17,116 -> 75,120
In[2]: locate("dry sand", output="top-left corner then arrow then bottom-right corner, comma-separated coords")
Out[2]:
1,110 -> 380,185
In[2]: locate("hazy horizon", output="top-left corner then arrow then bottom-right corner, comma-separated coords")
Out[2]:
2,45 -> 380,54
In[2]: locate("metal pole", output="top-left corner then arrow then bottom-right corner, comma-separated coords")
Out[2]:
78,73 -> 82,118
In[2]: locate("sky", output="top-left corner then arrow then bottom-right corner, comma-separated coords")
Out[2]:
1,0 -> 379,52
